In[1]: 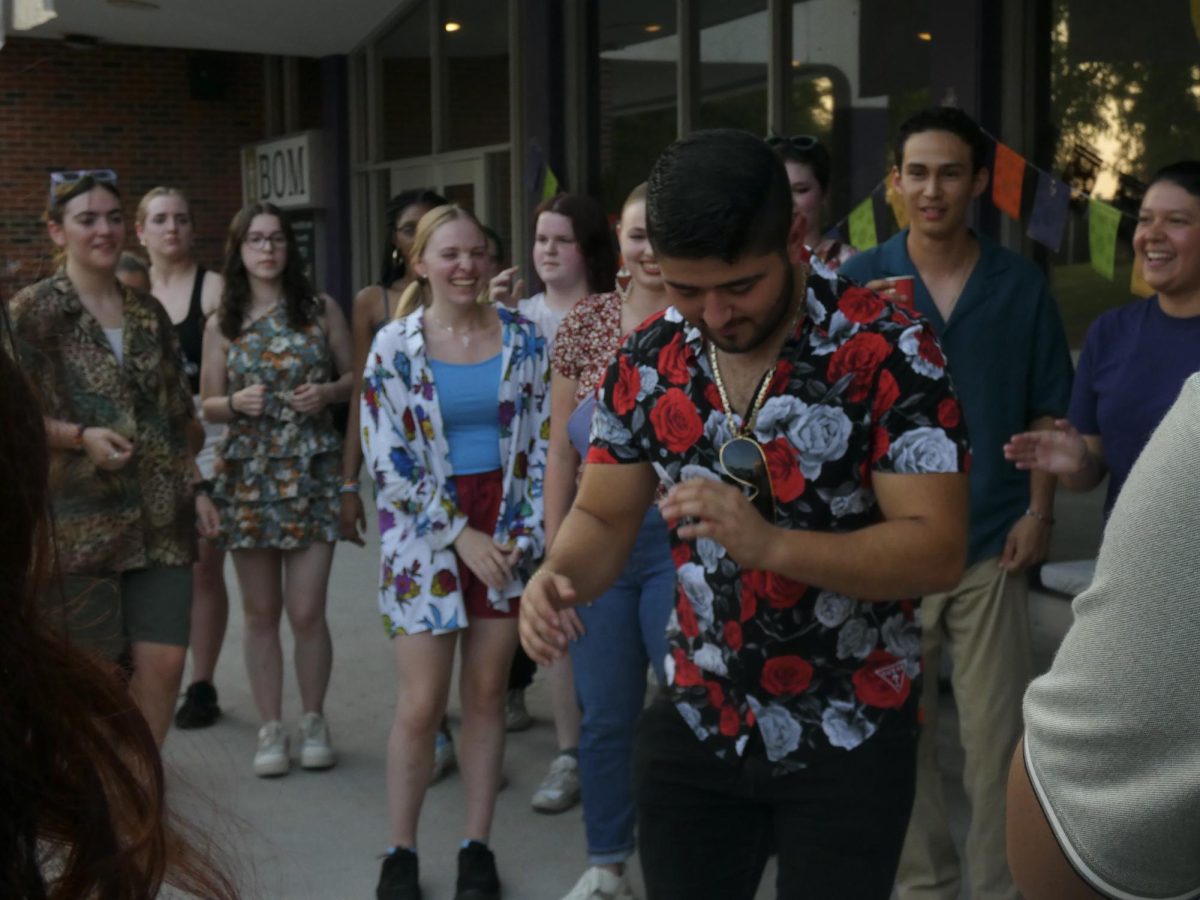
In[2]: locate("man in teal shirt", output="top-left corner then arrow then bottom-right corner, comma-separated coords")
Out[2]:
842,107 -> 1072,900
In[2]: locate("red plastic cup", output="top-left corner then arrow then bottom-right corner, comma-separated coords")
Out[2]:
881,275 -> 915,307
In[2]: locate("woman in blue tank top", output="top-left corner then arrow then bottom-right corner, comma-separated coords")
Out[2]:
362,205 -> 549,900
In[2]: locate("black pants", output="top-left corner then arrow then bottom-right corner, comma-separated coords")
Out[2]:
634,699 -> 918,900
507,643 -> 537,691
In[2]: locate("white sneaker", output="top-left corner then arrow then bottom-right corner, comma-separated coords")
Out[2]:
561,866 -> 637,900
505,688 -> 533,732
254,720 -> 290,777
299,711 -> 336,769
531,752 -> 581,813
431,726 -> 457,784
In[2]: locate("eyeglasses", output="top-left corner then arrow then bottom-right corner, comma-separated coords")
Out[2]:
243,232 -> 288,250
49,168 -> 118,205
719,435 -> 777,523
766,133 -> 820,153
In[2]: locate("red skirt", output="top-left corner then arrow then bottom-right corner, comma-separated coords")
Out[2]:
452,469 -> 518,619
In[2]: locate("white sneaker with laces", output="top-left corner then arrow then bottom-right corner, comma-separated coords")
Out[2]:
299,711 -> 336,769
254,720 -> 290,777
560,866 -> 636,900
531,752 -> 581,813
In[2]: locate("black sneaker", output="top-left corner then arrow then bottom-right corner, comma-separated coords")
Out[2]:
376,848 -> 421,900
174,680 -> 221,729
454,841 -> 500,900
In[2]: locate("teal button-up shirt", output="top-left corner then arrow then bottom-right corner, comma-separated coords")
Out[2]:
842,230 -> 1073,564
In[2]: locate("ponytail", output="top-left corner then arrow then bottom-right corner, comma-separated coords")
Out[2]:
395,278 -> 429,320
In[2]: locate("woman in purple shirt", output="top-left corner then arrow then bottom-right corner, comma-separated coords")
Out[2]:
1005,161 -> 1200,512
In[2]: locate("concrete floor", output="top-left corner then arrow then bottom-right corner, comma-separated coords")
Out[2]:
163,488 -> 1103,899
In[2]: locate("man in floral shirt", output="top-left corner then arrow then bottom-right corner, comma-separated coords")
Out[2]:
520,129 -> 969,899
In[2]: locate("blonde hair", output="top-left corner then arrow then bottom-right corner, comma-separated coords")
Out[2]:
394,204 -> 488,319
136,186 -> 190,227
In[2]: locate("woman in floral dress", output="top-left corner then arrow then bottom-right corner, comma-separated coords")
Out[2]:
363,205 -> 548,900
200,201 -> 353,777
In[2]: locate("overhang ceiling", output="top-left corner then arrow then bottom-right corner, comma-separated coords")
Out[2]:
8,0 -> 404,57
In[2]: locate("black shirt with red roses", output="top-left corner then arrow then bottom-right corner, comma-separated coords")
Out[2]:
585,269 -> 970,772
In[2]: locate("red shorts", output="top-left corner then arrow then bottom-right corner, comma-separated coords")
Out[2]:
452,469 -> 518,620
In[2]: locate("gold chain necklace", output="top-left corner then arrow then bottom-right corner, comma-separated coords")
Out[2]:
708,345 -> 775,436
707,277 -> 807,436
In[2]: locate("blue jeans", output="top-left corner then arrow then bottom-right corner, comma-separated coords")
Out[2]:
570,507 -> 676,865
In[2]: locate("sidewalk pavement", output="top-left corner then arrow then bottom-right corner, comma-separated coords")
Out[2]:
164,511 -> 690,899
163,487 -> 1101,899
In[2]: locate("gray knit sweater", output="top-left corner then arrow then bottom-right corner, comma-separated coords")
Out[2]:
1023,373 -> 1200,899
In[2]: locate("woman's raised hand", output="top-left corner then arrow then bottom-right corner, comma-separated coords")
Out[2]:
487,266 -> 524,308
1003,419 -> 1089,475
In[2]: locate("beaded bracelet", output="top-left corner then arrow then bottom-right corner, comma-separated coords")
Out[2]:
1024,508 -> 1055,525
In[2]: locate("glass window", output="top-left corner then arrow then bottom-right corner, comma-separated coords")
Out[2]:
350,51 -> 368,163
597,0 -> 678,212
379,1 -> 433,159
790,0 -> 936,244
444,0 -> 511,151
698,0 -> 768,134
1048,0 -> 1200,346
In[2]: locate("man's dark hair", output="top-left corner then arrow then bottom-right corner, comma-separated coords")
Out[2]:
1149,160 -> 1200,200
647,129 -> 792,263
893,107 -> 990,174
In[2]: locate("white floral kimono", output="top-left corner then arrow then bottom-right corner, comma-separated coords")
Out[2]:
361,306 -> 549,636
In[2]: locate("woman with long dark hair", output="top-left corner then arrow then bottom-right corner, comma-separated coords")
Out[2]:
137,185 -> 231,730
365,205 -> 548,899
548,184 -> 677,900
200,201 -> 352,777
489,191 -> 617,815
340,189 -> 447,545
0,302 -> 239,900
768,133 -> 857,271
9,171 -> 219,745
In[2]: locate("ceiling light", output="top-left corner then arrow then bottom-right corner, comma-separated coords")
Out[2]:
106,0 -> 161,8
916,32 -> 932,41
644,23 -> 662,33
791,59 -> 801,68
444,21 -> 462,33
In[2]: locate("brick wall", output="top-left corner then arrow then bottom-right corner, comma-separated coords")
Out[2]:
0,36 -> 266,300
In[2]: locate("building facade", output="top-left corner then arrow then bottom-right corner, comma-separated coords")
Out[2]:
4,0 -> 1198,347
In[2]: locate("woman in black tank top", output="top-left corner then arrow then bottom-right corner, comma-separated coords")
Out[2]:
137,186 -> 229,730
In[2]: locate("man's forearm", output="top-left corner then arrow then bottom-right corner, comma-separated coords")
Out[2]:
540,502 -> 643,608
761,517 -> 966,601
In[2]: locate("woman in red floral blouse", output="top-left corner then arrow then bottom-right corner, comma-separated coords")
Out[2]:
548,184 -> 678,900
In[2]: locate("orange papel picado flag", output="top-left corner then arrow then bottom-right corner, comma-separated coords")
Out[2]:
992,142 -> 1025,221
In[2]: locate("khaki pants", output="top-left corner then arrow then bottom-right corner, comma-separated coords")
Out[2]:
896,556 -> 1033,900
